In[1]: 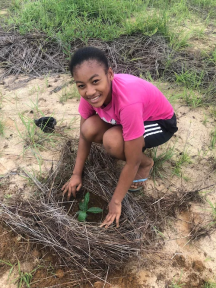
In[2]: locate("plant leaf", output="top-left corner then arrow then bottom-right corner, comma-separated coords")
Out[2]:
83,192 -> 90,211
78,211 -> 87,222
87,207 -> 103,214
79,201 -> 85,211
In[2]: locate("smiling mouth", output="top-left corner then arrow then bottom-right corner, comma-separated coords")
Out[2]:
88,95 -> 101,103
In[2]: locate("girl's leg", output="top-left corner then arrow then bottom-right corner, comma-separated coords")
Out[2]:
103,126 -> 154,185
81,115 -> 153,187
80,114 -> 113,143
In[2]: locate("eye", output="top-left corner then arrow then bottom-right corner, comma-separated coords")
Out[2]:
77,84 -> 85,89
93,79 -> 99,84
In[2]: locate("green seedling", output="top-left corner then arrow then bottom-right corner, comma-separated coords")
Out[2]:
78,192 -> 103,222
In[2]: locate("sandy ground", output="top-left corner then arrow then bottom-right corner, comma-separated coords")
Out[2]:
0,74 -> 216,287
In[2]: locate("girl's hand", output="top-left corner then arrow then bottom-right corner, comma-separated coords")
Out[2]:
100,199 -> 121,228
61,174 -> 82,200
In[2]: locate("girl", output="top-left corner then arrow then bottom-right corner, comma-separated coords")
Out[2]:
62,47 -> 178,228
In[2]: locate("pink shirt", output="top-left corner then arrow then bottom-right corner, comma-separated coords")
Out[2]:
78,74 -> 174,141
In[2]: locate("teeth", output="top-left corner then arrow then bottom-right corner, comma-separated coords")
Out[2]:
91,96 -> 99,100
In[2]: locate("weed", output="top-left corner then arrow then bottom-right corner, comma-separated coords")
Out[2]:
178,88 -> 202,108
202,114 -> 209,126
204,282 -> 216,288
212,48 -> 216,63
210,127 -> 216,149
173,151 -> 192,177
171,272 -> 185,288
207,198 -> 216,220
169,31 -> 191,51
150,145 -> 175,179
16,113 -> 58,149
0,119 -> 4,135
78,192 -> 103,222
175,70 -> 205,91
59,86 -> 80,104
0,259 -> 40,288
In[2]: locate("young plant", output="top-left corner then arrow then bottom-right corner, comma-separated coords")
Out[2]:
78,192 -> 103,222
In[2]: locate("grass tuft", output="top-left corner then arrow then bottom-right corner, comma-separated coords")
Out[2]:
0,120 -> 4,135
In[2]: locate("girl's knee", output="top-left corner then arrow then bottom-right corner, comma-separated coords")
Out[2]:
103,127 -> 123,154
80,116 -> 99,141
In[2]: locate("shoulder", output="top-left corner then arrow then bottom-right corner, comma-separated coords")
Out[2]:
113,74 -> 143,85
112,74 -> 154,93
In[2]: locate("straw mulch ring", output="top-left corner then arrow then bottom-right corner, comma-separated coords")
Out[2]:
0,140 -> 214,283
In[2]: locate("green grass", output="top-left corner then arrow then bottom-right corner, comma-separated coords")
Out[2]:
205,282 -> 216,288
0,119 -> 4,135
0,259 -> 40,288
4,0 -> 216,48
175,70 -> 205,91
150,145 -> 175,179
173,151 -> 192,178
177,88 -> 203,108
210,127 -> 216,149
59,85 -> 80,104
170,272 -> 185,288
7,0 -> 165,44
6,0 -> 206,46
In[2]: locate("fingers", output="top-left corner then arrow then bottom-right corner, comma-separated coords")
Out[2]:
62,183 -> 69,196
116,215 -> 120,228
100,214 -> 118,228
62,182 -> 82,200
77,183 -> 82,191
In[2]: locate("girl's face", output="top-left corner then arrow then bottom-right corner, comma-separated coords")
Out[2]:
73,60 -> 114,108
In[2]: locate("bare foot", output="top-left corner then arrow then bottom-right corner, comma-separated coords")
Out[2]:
130,159 -> 154,190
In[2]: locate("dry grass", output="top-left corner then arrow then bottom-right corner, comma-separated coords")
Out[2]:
1,31 -> 215,104
1,140 -> 215,284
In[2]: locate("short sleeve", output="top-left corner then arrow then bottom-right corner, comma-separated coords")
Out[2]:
78,97 -> 96,119
120,103 -> 144,141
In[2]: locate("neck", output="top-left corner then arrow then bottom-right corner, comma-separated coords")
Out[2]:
103,82 -> 112,106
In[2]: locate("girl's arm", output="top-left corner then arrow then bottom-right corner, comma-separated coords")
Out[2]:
100,136 -> 144,228
73,117 -> 92,176
62,117 -> 91,199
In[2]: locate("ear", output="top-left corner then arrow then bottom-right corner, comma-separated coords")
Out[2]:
107,67 -> 114,81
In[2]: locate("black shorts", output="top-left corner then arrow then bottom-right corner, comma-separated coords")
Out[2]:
143,113 -> 178,151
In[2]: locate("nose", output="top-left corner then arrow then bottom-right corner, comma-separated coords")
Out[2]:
85,85 -> 96,97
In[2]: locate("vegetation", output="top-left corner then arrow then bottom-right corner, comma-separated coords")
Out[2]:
78,192 -> 103,222
0,259 -> 39,288
7,0 -> 216,45
0,120 -> 4,135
